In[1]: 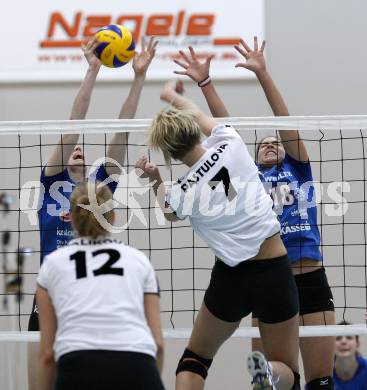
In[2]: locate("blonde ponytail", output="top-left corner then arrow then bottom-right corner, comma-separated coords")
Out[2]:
70,181 -> 113,239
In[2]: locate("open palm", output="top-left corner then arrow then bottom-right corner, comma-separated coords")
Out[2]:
133,36 -> 158,76
173,46 -> 214,82
234,36 -> 266,74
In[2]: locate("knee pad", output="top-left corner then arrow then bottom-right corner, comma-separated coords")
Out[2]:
291,372 -> 301,390
176,348 -> 213,380
306,376 -> 333,390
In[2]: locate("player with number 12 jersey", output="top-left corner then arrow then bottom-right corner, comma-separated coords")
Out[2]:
38,236 -> 159,360
36,181 -> 165,390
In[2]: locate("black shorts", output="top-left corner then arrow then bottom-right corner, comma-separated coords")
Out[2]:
295,267 -> 335,315
28,295 -> 39,331
204,255 -> 299,324
56,350 -> 165,390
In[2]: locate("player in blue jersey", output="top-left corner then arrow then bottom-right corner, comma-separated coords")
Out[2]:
334,321 -> 367,390
173,38 -> 335,389
27,36 -> 157,390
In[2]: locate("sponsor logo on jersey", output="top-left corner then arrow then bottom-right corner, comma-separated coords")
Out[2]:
56,227 -> 74,237
262,171 -> 293,182
280,223 -> 311,235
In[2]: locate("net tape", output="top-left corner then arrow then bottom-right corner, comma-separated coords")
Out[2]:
2,115 -> 367,135
1,325 -> 367,343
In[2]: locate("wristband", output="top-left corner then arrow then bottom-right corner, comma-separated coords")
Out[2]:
198,76 -> 211,88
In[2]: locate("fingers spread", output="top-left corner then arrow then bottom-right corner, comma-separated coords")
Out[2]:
179,50 -> 191,64
174,59 -> 189,69
148,37 -> 159,53
206,54 -> 215,64
260,40 -> 266,53
173,70 -> 188,76
234,45 -> 248,59
239,38 -> 252,52
189,46 -> 197,60
235,63 -> 248,69
253,36 -> 258,51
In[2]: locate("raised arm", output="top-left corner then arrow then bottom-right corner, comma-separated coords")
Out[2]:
235,37 -> 308,162
160,80 -> 217,137
45,38 -> 101,176
106,37 -> 158,176
174,46 -> 229,118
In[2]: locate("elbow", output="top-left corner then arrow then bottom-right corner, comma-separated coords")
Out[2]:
156,338 -> 164,354
155,339 -> 164,361
153,331 -> 164,357
39,348 -> 55,366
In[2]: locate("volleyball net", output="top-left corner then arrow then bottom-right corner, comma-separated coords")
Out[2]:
0,115 -> 366,343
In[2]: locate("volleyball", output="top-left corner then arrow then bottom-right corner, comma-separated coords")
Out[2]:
94,24 -> 136,68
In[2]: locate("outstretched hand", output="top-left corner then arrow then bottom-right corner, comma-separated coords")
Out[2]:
174,46 -> 214,83
234,36 -> 266,74
82,37 -> 102,71
133,36 -> 158,77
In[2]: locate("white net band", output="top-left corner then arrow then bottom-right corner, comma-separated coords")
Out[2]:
2,114 -> 367,134
1,324 -> 367,343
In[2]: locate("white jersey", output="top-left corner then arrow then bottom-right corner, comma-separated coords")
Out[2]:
166,125 -> 280,267
37,236 -> 159,361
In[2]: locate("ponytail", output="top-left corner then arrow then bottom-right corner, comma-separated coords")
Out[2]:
70,181 -> 113,238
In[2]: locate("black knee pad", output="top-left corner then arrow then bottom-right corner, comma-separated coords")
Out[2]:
176,348 -> 213,380
291,372 -> 301,390
306,376 -> 333,390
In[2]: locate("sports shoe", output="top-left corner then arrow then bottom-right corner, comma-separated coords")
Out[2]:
247,351 -> 275,390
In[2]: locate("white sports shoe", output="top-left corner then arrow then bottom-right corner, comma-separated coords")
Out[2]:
247,351 -> 275,390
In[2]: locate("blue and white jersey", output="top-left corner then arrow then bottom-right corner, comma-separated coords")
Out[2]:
258,153 -> 322,263
334,356 -> 367,389
38,165 -> 118,264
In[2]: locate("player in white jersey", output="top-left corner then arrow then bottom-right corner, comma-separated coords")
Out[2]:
135,81 -> 300,390
173,38 -> 335,390
36,181 -> 165,390
28,36 -> 158,390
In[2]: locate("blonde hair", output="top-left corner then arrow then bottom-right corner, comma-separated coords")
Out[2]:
149,108 -> 201,165
70,181 -> 114,239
